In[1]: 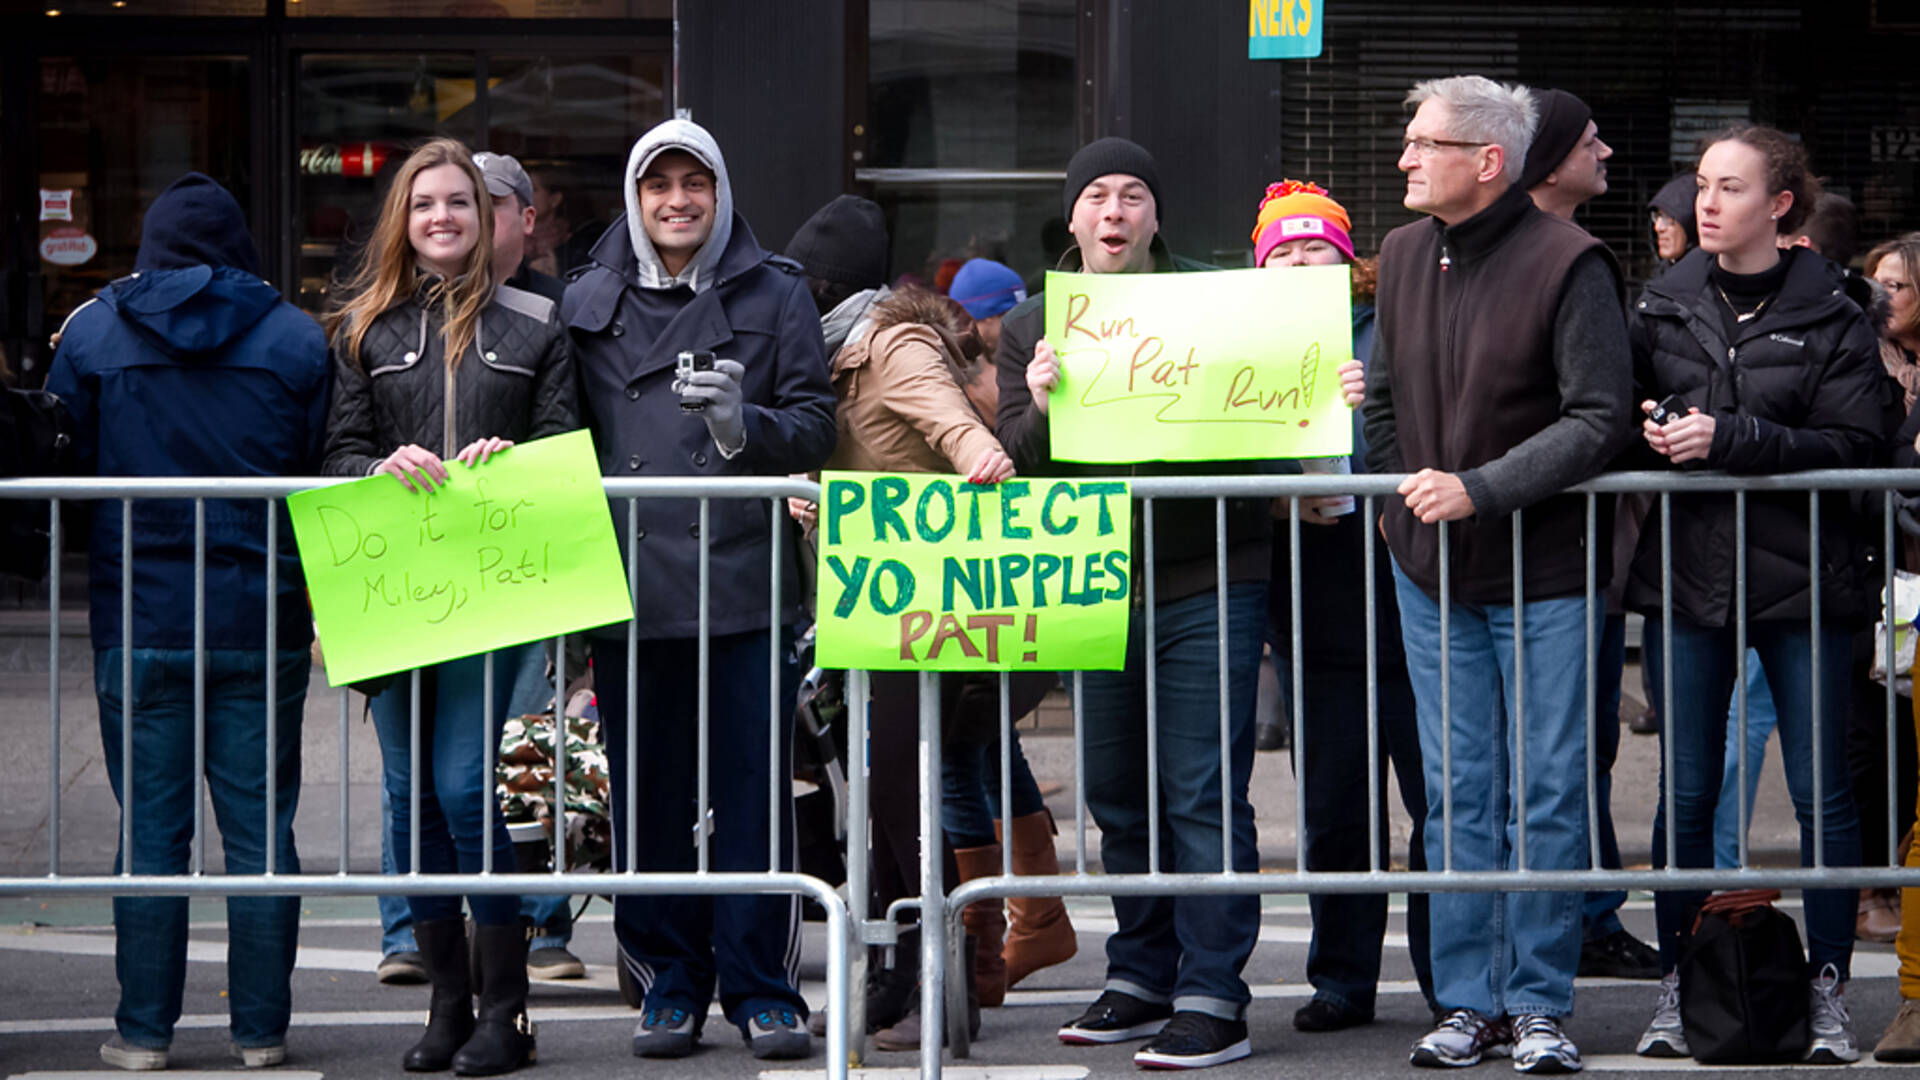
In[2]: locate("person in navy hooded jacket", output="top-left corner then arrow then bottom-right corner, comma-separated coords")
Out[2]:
564,118 -> 835,1061
46,173 -> 329,1071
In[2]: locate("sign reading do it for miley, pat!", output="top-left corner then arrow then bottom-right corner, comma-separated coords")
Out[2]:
813,471 -> 1132,672
289,430 -> 633,688
1044,265 -> 1353,463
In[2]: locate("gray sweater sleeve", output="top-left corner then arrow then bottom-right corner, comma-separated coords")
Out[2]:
1457,251 -> 1632,519
1361,307 -> 1401,475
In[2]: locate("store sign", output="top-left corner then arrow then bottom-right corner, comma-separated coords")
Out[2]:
40,228 -> 97,267
1249,0 -> 1322,59
39,189 -> 73,222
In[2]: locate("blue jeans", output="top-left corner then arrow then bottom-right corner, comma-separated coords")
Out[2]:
1583,615 -> 1628,939
1645,619 -> 1860,976
378,641 -> 572,951
942,730 -> 1046,848
369,651 -> 520,926
1713,649 -> 1777,869
96,648 -> 308,1050
1392,563 -> 1591,1019
1081,584 -> 1264,1020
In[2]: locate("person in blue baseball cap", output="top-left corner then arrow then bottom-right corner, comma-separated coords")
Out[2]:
947,257 -> 1026,355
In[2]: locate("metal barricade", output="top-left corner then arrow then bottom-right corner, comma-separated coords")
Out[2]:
0,474 -> 855,1078
923,469 -> 1920,1075
10,468 -> 1920,1078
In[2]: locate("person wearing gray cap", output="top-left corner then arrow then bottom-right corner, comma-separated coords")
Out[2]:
476,152 -> 565,307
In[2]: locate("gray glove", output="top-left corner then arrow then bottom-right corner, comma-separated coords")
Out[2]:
675,357 -> 747,456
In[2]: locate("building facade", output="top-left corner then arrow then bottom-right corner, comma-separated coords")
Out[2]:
3,0 -> 1916,384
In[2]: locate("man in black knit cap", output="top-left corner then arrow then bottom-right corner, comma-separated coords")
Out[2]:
1522,89 -> 1613,221
1522,89 -> 1665,985
997,136 -> 1270,1070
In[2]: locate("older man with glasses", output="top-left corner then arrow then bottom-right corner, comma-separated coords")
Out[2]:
1362,75 -> 1633,1073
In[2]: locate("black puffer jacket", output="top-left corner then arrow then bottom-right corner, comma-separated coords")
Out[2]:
323,277 -> 578,475
1625,248 -> 1892,626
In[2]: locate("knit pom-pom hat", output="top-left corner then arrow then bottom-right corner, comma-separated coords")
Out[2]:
1251,179 -> 1354,266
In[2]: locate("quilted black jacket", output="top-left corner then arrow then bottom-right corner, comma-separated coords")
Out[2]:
1624,248 -> 1892,626
322,277 -> 579,476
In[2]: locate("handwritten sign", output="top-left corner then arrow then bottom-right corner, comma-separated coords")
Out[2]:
813,471 -> 1131,671
289,430 -> 632,687
1044,265 -> 1353,463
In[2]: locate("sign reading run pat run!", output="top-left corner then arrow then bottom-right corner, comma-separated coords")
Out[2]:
813,471 -> 1132,671
289,430 -> 633,688
1044,265 -> 1353,463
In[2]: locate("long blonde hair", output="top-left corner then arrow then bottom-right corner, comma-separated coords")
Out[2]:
326,137 -> 495,370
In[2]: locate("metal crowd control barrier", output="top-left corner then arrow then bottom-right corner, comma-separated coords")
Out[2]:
9,470 -> 1920,1078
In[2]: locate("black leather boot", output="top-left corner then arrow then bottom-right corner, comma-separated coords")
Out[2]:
403,918 -> 475,1072
451,921 -> 537,1075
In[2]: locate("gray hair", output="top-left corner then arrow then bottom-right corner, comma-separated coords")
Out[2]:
1405,76 -> 1538,183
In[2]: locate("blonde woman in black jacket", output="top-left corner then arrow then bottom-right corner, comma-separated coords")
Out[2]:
322,137 -> 577,1076
1628,126 -> 1884,1066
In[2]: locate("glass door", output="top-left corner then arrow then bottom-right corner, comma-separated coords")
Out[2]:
291,48 -> 668,315
20,53 -> 252,383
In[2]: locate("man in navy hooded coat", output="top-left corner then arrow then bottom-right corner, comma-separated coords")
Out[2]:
47,173 -> 329,1069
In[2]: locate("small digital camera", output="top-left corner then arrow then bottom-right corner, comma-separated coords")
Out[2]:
1646,393 -> 1690,426
677,349 -> 714,413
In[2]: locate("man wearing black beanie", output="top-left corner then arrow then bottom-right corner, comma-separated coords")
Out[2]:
1522,89 -> 1612,220
1522,89 -> 1664,989
996,137 -> 1268,1070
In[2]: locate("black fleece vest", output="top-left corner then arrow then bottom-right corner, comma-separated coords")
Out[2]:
1375,187 -> 1606,603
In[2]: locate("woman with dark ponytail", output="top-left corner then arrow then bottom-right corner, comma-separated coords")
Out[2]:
1627,126 -> 1884,1065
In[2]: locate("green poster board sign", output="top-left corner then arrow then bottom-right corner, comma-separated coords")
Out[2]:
1249,0 -> 1323,59
289,429 -> 632,687
1043,265 -> 1354,463
813,471 -> 1132,672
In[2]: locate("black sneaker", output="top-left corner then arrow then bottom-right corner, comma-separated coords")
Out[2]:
631,1004 -> 699,1058
1134,1012 -> 1252,1069
1578,928 -> 1660,980
1057,989 -> 1174,1045
1294,996 -> 1372,1032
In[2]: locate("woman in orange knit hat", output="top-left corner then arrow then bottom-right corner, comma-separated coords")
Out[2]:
1255,180 -> 1438,1033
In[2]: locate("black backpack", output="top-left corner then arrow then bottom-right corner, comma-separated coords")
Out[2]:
0,386 -> 75,580
1679,889 -> 1811,1064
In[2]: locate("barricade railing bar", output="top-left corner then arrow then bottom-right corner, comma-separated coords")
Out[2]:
8,470 -> 1920,1076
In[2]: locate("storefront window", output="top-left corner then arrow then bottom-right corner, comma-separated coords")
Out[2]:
40,1 -> 265,15
36,55 -> 251,367
292,50 -> 664,313
864,0 -> 1077,289
286,0 -> 667,17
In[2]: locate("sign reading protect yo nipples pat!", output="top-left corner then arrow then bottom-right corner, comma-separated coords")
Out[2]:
289,430 -> 632,687
813,471 -> 1131,671
1043,265 -> 1353,462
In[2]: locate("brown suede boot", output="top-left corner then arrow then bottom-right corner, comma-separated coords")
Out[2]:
1001,810 -> 1076,989
953,845 -> 1008,1007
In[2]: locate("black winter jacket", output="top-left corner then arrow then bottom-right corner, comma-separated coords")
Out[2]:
322,277 -> 578,477
1625,247 -> 1891,626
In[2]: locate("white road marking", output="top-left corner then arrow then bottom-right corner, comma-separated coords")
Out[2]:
761,1070 -> 1089,1079
1584,1054 -> 1896,1070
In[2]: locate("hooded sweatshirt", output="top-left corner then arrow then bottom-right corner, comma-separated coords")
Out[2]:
45,173 -> 330,651
622,119 -> 735,294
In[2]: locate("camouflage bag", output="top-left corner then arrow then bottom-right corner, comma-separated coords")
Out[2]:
497,696 -> 611,871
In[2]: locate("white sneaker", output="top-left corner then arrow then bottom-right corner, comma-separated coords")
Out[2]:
230,1041 -> 287,1068
98,1035 -> 168,1072
1808,963 -> 1861,1064
1635,971 -> 1688,1058
1510,1014 -> 1582,1074
1410,1008 -> 1510,1068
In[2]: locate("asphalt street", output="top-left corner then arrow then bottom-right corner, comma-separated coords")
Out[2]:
0,652 -> 1907,1077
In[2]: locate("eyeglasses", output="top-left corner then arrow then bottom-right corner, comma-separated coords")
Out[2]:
1884,280 -> 1912,295
1649,210 -> 1677,227
1401,136 -> 1489,157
